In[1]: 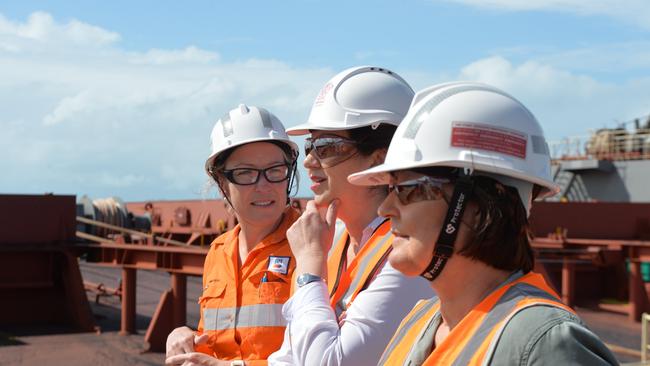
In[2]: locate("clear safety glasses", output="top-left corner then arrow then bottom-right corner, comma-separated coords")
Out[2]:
304,136 -> 361,167
220,164 -> 291,185
388,176 -> 450,205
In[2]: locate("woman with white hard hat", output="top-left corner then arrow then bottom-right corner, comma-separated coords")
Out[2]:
166,104 -> 300,366
268,66 -> 434,365
348,82 -> 618,365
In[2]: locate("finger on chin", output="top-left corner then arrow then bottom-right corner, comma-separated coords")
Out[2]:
305,200 -> 318,212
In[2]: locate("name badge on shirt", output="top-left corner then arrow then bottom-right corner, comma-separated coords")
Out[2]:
267,256 -> 290,275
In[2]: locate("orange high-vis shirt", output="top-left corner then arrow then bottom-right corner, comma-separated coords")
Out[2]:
326,219 -> 393,318
378,272 -> 574,366
196,208 -> 299,365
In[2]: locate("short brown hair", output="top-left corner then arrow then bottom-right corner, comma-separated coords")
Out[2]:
347,124 -> 397,156
460,175 -> 534,273
414,168 -> 534,272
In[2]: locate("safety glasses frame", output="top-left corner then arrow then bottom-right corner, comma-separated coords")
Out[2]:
388,175 -> 450,205
304,136 -> 362,167
218,163 -> 292,186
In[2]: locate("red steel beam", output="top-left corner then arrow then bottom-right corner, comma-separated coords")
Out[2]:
561,258 -> 575,307
120,268 -> 137,335
172,273 -> 187,327
74,242 -> 207,275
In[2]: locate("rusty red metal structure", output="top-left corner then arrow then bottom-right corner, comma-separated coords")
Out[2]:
125,199 -> 236,248
0,194 -> 95,332
529,202 -> 650,321
4,192 -> 649,354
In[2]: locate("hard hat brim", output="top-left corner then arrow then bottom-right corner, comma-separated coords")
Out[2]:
204,137 -> 299,174
348,159 -> 561,199
286,122 -> 316,136
287,120 -> 401,136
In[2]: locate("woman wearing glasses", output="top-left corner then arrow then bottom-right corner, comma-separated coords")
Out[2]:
269,67 -> 433,365
349,83 -> 617,365
166,104 -> 300,366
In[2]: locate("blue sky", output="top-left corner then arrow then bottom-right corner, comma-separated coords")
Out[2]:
1,1 -> 649,201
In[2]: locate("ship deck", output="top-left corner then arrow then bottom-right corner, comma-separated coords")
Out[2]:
0,262 -> 644,365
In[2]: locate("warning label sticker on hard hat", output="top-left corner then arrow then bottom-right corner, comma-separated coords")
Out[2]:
451,121 -> 527,159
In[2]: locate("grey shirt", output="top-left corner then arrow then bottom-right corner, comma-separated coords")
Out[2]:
491,305 -> 619,365
405,302 -> 618,366
403,271 -> 619,366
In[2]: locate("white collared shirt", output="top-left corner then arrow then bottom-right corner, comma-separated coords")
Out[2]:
359,215 -> 386,248
268,218 -> 435,366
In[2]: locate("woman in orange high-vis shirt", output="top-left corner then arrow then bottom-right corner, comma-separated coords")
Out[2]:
349,82 -> 617,365
165,104 -> 300,366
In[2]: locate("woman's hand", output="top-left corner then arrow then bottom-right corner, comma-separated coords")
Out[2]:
165,330 -> 226,365
166,326 -> 210,358
165,352 -> 230,366
287,199 -> 339,277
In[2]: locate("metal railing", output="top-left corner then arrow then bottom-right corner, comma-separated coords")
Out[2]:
76,216 -> 188,246
643,313 -> 650,362
549,129 -> 650,162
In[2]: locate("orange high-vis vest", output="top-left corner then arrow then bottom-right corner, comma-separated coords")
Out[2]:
326,218 -> 393,318
379,272 -> 575,366
196,208 -> 299,366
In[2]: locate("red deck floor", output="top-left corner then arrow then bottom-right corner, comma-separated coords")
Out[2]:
0,262 -> 643,365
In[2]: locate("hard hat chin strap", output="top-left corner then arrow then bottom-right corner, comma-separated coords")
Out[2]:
286,159 -> 298,205
420,174 -> 474,282
215,179 -> 237,216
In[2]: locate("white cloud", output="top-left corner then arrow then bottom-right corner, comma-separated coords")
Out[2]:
43,91 -> 92,125
536,41 -> 650,73
444,0 -> 650,29
490,41 -> 650,75
0,11 -> 331,200
0,11 -> 120,45
2,11 -> 648,201
129,46 -> 219,65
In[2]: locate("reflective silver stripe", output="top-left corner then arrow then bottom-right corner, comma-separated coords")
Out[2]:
202,303 -> 286,331
378,298 -> 438,366
531,135 -> 550,155
334,231 -> 392,317
328,220 -> 347,258
452,283 -> 562,366
221,113 -> 234,138
403,85 -> 510,139
258,108 -> 273,128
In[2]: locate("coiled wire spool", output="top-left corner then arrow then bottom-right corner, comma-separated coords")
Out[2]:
93,197 -> 128,230
78,196 -> 130,237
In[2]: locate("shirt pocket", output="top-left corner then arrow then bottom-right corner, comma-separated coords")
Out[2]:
251,271 -> 291,303
199,281 -> 227,331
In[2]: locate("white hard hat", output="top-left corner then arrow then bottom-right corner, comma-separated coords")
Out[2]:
205,104 -> 298,174
287,66 -> 414,135
349,82 -> 560,205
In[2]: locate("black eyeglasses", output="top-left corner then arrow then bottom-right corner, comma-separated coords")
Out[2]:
304,136 -> 360,167
388,176 -> 449,205
218,164 -> 291,185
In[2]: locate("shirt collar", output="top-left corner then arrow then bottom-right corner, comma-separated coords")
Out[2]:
263,207 -> 300,245
212,207 -> 299,247
360,215 -> 387,247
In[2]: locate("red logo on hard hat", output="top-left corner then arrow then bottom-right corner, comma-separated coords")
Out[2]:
314,83 -> 333,106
